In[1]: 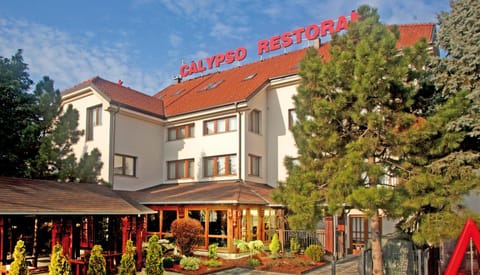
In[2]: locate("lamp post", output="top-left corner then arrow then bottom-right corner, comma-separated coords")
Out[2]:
332,214 -> 338,275
331,203 -> 352,275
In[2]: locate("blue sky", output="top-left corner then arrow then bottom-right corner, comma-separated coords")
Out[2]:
1,0 -> 450,95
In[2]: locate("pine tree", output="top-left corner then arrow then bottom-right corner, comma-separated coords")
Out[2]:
273,6 -> 432,275
269,233 -> 281,257
0,50 -> 35,177
87,245 -> 106,275
397,0 -> 480,246
145,235 -> 163,275
49,243 -> 71,275
119,240 -> 136,275
9,240 -> 29,275
0,50 -> 103,182
34,104 -> 103,183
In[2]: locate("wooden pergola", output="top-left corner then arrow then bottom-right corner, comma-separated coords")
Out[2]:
0,177 -> 154,271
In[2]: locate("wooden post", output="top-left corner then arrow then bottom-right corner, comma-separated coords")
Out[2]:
0,217 -> 4,264
121,217 -> 129,253
135,216 -> 145,271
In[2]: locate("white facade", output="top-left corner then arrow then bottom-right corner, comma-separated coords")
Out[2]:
61,76 -> 301,191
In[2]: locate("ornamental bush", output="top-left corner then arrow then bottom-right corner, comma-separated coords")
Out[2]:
179,257 -> 200,271
304,244 -> 324,262
87,245 -> 106,275
234,239 -> 264,260
10,240 -> 29,275
171,218 -> 204,256
118,240 -> 136,275
162,257 -> 174,268
49,243 -> 71,275
208,243 -> 218,259
290,236 -> 301,254
146,235 -> 164,275
203,259 -> 222,267
269,233 -> 281,257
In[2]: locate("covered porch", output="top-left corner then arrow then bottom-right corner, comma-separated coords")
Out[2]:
121,180 -> 286,253
0,177 -> 154,273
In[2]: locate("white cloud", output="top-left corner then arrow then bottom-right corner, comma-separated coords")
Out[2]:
0,17 -> 165,95
169,34 -> 183,48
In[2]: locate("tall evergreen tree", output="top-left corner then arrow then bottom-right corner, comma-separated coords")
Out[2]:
398,0 -> 480,246
0,50 -> 103,182
0,50 -> 35,177
433,0 -> 480,146
273,6 -> 432,274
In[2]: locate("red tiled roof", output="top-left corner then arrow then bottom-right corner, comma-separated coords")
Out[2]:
62,76 -> 165,118
0,177 -> 154,215
396,23 -> 436,48
120,180 -> 277,205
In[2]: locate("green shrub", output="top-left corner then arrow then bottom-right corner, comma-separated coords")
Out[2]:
179,257 -> 200,270
234,239 -> 264,260
171,254 -> 182,264
290,236 -> 301,254
269,233 -> 281,257
171,218 -> 204,256
208,243 -> 218,259
162,257 -> 174,268
87,245 -> 106,275
49,243 -> 71,275
146,235 -> 164,275
304,244 -> 324,262
247,258 -> 261,267
10,240 -> 29,275
118,240 -> 136,275
203,259 -> 222,267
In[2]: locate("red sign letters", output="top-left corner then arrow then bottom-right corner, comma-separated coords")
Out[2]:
179,10 -> 358,78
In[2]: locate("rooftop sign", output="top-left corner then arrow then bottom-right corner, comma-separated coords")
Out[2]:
179,10 -> 358,78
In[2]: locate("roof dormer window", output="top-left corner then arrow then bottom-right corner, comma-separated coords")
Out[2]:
243,73 -> 257,81
173,89 -> 184,96
199,80 -> 224,92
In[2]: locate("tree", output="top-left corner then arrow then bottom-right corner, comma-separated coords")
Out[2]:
87,244 -> 106,275
119,239 -> 136,275
269,233 -> 281,257
49,243 -> 71,275
145,235 -> 163,275
0,50 -> 35,177
34,103 -> 103,183
171,218 -> 204,256
0,50 -> 103,183
397,0 -> 480,246
9,240 -> 29,275
273,6 -> 432,274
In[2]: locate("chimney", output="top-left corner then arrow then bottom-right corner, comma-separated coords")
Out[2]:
173,76 -> 182,84
117,80 -> 123,86
313,38 -> 321,49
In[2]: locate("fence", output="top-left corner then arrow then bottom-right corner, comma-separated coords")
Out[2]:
360,245 -> 435,275
280,229 -> 326,252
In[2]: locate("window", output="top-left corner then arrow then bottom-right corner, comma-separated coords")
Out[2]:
167,159 -> 194,179
243,73 -> 257,81
249,110 -> 261,134
204,116 -> 237,135
86,105 -> 102,141
168,123 -> 195,141
288,109 -> 298,129
114,154 -> 136,176
199,80 -> 224,92
249,155 -> 261,177
204,155 -> 237,177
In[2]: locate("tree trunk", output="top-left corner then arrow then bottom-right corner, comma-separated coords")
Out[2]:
371,211 -> 384,275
